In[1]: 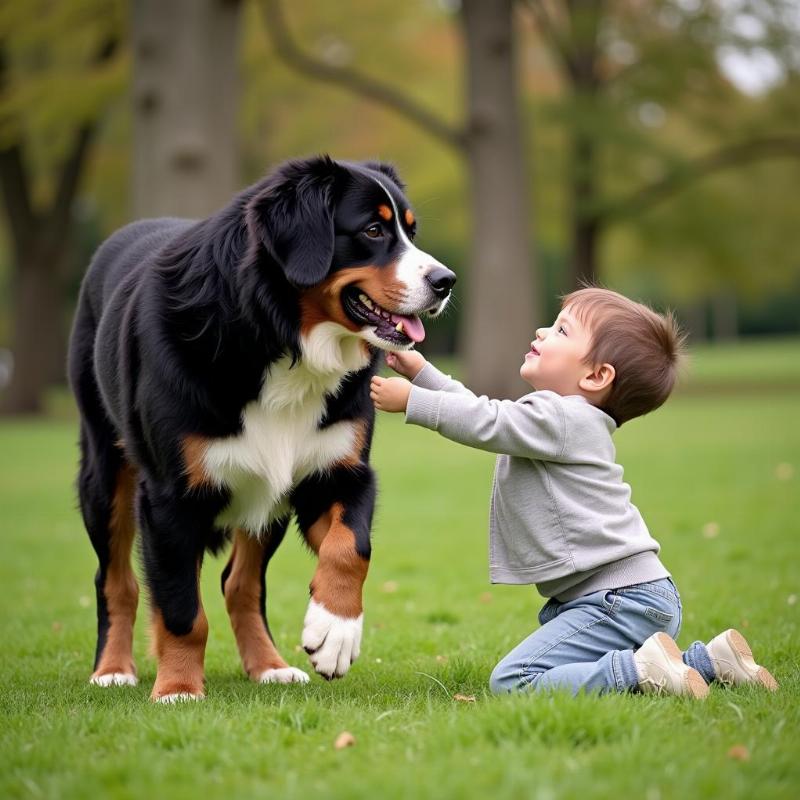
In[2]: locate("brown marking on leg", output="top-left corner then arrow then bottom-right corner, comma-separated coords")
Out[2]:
150,605 -> 208,701
181,435 -> 211,490
92,463 -> 140,680
335,420 -> 368,469
223,529 -> 290,679
308,503 -> 369,618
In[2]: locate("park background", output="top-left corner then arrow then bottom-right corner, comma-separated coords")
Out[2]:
0,1 -> 798,798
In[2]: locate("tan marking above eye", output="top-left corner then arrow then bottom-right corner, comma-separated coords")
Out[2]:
377,204 -> 393,221
404,209 -> 415,227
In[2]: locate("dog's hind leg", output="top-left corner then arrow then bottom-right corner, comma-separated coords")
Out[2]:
221,522 -> 310,684
87,457 -> 139,687
75,422 -> 140,687
71,309 -> 140,687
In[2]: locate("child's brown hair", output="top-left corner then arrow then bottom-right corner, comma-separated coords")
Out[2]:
561,287 -> 686,426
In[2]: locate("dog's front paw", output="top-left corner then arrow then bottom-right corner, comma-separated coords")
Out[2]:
302,599 -> 362,679
257,667 -> 310,684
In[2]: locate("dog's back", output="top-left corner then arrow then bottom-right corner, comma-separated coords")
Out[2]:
80,218 -> 194,318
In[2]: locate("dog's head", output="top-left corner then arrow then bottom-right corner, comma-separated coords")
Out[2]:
246,155 -> 455,353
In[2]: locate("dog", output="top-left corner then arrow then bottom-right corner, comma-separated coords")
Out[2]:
68,156 -> 455,701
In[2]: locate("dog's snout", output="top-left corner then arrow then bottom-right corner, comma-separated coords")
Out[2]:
425,266 -> 457,299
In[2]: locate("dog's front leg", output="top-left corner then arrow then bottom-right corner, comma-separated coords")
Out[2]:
295,467 -> 375,680
138,481 -> 211,702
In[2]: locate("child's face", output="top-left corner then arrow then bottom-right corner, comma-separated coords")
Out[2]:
519,306 -> 595,395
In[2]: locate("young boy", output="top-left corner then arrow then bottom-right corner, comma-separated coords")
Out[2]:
370,287 -> 777,698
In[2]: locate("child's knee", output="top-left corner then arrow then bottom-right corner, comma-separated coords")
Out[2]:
489,658 -> 519,694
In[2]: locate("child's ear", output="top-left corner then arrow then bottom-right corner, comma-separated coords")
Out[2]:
579,363 -> 615,395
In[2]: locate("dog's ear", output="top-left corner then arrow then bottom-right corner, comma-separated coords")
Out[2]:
361,161 -> 405,192
247,156 -> 340,288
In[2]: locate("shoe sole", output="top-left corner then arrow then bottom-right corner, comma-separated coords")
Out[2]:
652,632 -> 710,699
726,629 -> 779,691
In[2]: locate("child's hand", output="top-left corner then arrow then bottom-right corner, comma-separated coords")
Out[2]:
370,376 -> 412,413
385,350 -> 427,380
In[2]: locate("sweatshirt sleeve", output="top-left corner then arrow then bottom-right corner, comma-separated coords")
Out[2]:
405,387 -> 567,460
411,362 -> 476,396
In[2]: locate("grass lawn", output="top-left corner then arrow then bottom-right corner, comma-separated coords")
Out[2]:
1,336 -> 798,799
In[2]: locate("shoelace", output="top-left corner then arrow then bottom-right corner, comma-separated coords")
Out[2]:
640,675 -> 667,694
718,668 -> 736,687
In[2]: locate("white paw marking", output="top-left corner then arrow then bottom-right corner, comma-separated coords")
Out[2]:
90,672 -> 138,687
257,667 -> 310,684
155,692 -> 204,704
302,599 -> 362,679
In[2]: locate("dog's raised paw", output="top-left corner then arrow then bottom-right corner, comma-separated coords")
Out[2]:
302,599 -> 362,679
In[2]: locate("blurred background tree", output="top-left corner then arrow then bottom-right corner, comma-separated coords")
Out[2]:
1,0 -> 798,415
0,0 -> 123,413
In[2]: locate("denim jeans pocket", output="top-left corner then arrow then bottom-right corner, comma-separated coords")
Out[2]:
644,606 -> 675,625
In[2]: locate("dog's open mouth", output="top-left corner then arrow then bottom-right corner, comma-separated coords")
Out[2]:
342,287 -> 426,345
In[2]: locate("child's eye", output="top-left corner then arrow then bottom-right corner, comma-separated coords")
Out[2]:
558,326 -> 567,335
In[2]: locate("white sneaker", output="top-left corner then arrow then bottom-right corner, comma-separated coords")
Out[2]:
634,632 -> 709,699
706,629 -> 778,691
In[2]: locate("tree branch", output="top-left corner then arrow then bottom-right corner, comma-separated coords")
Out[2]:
0,143 -> 37,261
598,135 -> 800,223
42,37 -> 118,255
0,45 -> 37,260
524,0 -> 578,83
260,0 -> 466,151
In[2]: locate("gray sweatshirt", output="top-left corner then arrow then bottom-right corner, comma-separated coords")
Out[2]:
405,362 -> 669,601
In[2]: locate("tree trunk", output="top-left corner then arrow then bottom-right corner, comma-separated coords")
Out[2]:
711,289 -> 738,340
460,0 -> 540,399
132,0 -> 242,218
570,128 -> 599,288
1,251 -> 65,414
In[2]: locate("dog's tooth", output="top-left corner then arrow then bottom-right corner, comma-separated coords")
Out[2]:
396,321 -> 404,333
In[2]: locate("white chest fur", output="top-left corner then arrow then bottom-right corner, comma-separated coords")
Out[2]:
203,325 -> 371,532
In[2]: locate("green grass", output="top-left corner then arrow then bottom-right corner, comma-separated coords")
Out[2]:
1,337 -> 799,799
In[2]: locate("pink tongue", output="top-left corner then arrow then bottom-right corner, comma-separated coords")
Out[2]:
391,313 -> 426,343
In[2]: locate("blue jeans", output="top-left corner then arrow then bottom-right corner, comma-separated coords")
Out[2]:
489,578 -> 717,695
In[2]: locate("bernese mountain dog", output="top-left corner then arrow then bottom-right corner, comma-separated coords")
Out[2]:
68,156 -> 455,702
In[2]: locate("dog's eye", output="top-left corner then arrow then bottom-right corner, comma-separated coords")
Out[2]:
364,224 -> 384,239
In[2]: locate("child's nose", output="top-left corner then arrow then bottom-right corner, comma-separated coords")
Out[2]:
535,327 -> 548,340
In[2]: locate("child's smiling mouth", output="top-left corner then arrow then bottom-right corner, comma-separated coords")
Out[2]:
525,343 -> 540,359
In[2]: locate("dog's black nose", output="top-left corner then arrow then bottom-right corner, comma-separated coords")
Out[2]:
425,266 -> 457,299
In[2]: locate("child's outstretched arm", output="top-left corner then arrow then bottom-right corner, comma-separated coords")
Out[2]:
385,351 -> 427,381
373,375 -> 567,461
385,350 -> 475,397
370,375 -> 411,413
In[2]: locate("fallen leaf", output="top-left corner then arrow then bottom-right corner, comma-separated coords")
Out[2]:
727,744 -> 750,762
775,463 -> 794,481
334,731 -> 356,750
453,694 -> 476,703
788,594 -> 797,606
51,622 -> 62,633
479,592 -> 493,604
435,655 -> 448,664
381,581 -> 398,593
702,522 -> 720,539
